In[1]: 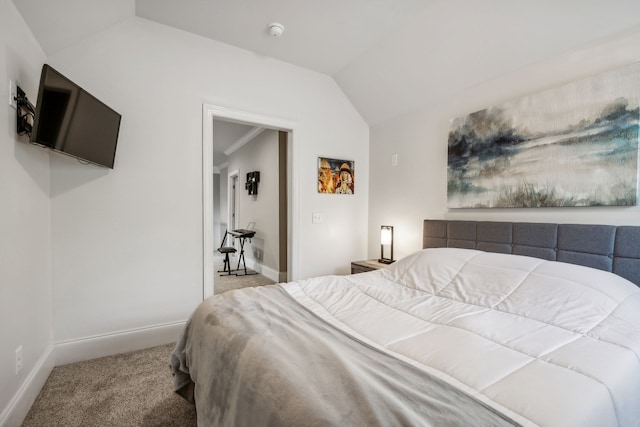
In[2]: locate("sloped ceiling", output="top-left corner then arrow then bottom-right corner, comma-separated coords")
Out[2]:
335,0 -> 640,124
12,0 -> 134,55
12,0 -> 640,125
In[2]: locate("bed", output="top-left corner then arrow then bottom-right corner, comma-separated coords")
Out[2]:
171,220 -> 640,427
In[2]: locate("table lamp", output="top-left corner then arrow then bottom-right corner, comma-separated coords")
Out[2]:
379,225 -> 395,264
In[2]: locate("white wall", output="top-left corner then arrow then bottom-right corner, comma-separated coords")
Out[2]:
0,2 -> 53,425
46,17 -> 368,355
368,29 -> 640,260
213,168 -> 229,249
227,130 -> 280,274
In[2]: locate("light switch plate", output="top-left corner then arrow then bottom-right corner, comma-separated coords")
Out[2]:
312,212 -> 323,224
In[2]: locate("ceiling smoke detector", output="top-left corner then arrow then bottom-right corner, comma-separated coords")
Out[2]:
268,23 -> 284,37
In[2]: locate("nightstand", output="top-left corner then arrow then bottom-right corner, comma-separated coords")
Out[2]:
350,259 -> 392,274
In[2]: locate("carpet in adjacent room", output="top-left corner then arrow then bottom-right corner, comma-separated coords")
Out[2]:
213,256 -> 276,294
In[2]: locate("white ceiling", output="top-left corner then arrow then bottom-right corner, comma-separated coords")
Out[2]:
335,0 -> 640,124
212,120 -> 261,169
12,0 -> 134,55
12,0 -> 640,128
135,0 -> 429,76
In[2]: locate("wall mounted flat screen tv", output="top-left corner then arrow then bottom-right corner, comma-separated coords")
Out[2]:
30,64 -> 121,169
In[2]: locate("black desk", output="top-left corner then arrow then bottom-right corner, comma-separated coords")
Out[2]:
228,229 -> 257,275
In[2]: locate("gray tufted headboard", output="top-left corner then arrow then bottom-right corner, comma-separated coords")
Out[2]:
423,220 -> 640,287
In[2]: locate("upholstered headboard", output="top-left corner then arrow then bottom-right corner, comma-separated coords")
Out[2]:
423,220 -> 640,287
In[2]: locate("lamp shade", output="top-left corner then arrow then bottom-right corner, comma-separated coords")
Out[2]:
381,227 -> 392,245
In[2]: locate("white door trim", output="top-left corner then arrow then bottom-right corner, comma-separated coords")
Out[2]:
202,104 -> 299,299
228,169 -> 239,234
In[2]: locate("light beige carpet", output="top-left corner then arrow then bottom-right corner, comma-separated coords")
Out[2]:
213,256 -> 275,294
22,262 -> 274,426
22,343 -> 196,427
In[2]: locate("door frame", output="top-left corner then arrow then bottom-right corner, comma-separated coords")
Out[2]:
228,170 -> 239,232
202,104 -> 299,299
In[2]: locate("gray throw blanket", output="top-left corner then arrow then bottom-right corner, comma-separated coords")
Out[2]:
170,285 -> 521,427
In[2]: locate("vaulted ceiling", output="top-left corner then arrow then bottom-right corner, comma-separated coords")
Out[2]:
12,0 -> 640,127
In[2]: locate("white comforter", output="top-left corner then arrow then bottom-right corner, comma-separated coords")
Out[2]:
283,248 -> 640,427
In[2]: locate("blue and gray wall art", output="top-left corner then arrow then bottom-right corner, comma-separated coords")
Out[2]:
448,63 -> 640,208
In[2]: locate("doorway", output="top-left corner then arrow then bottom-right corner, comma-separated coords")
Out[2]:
202,104 -> 299,299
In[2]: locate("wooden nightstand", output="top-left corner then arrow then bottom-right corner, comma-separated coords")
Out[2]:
350,259 -> 392,274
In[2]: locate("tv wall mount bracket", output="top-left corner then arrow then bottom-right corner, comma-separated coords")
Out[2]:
15,86 -> 35,136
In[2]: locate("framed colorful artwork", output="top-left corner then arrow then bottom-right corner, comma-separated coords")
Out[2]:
318,157 -> 355,194
447,63 -> 640,208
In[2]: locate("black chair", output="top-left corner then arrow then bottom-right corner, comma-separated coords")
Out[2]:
217,231 -> 237,275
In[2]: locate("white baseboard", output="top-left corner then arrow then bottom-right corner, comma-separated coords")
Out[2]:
219,254 -> 285,283
0,322 -> 186,427
0,345 -> 54,427
244,259 -> 282,283
54,320 -> 186,366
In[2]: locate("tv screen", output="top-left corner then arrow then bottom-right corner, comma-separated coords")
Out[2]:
30,64 -> 121,169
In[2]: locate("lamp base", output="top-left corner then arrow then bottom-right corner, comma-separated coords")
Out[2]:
378,258 -> 395,264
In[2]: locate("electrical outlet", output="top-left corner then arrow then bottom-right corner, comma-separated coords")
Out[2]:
312,212 -> 323,224
16,346 -> 23,374
9,80 -> 17,109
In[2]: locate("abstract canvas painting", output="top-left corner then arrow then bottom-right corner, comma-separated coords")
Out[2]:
448,63 -> 640,208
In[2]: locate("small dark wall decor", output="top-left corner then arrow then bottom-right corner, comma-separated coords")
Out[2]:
246,171 -> 260,195
318,157 -> 355,194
